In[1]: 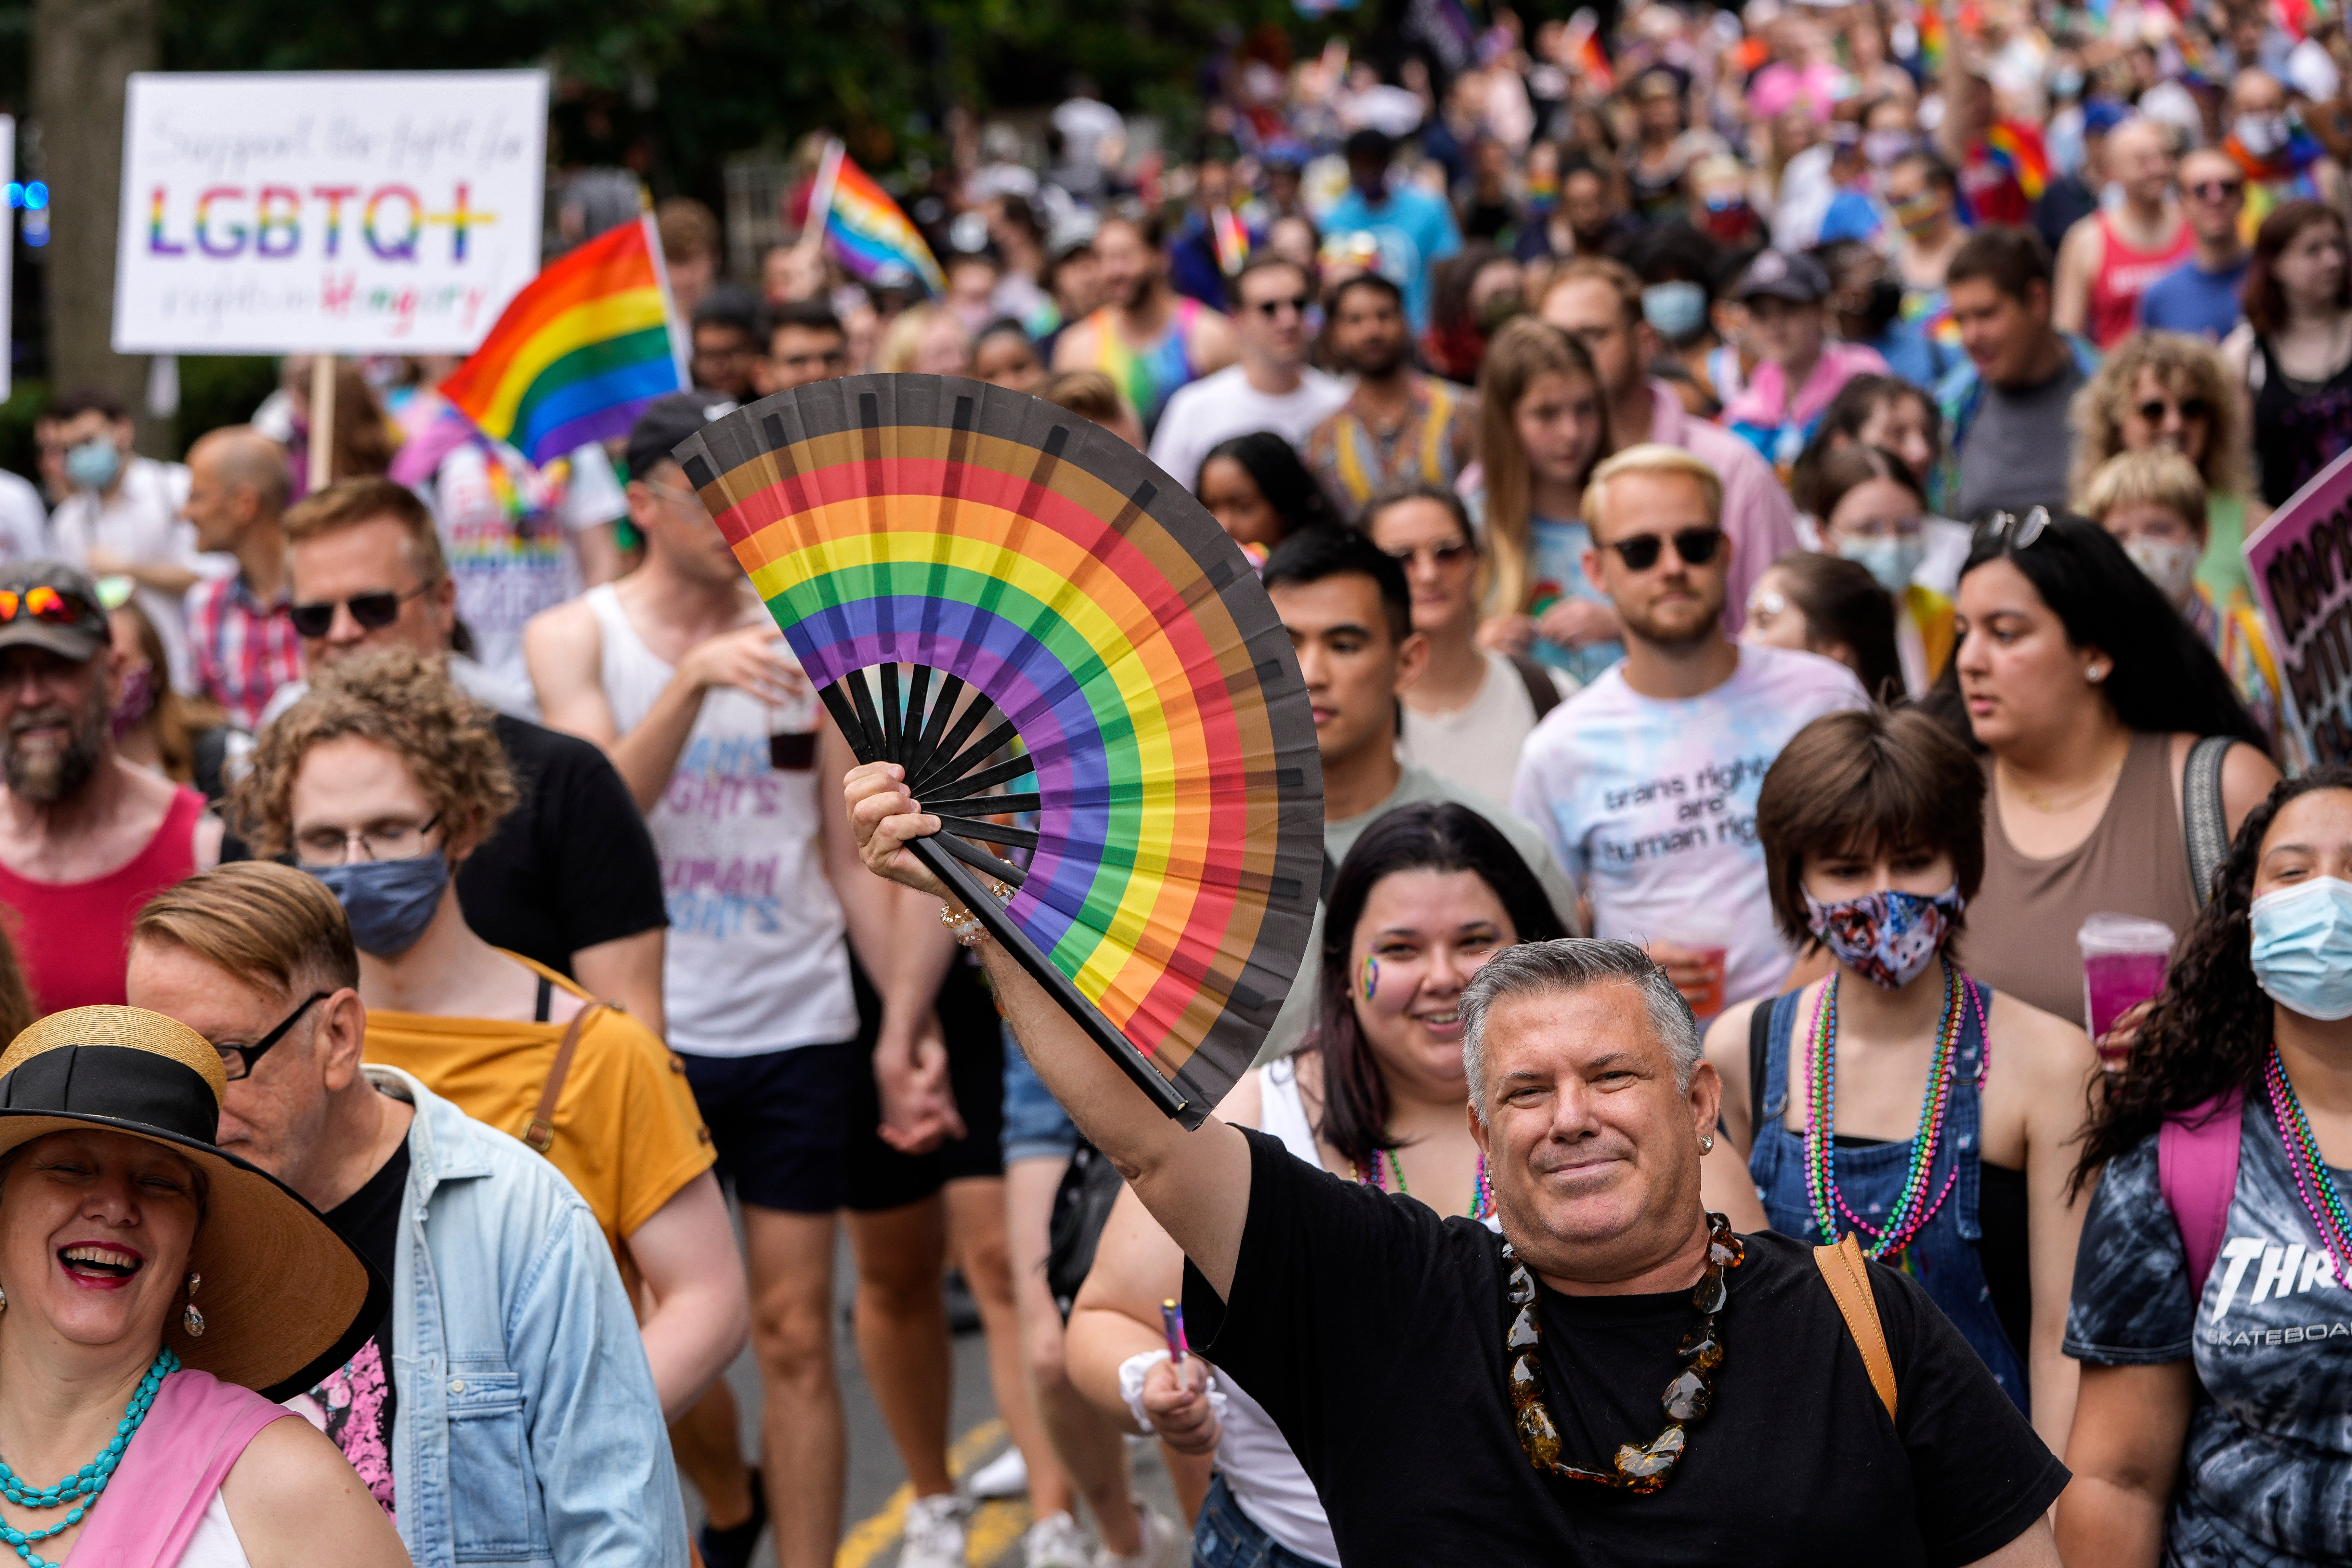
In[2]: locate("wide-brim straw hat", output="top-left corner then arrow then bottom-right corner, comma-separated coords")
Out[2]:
0,1006 -> 387,1399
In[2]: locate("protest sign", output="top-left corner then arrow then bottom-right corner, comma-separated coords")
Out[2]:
112,72 -> 547,354
2245,445 -> 2352,766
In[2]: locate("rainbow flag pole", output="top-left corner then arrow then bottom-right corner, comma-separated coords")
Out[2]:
803,137 -> 946,297
438,213 -> 687,469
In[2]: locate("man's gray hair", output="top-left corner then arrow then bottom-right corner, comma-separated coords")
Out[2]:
1460,939 -> 1703,1121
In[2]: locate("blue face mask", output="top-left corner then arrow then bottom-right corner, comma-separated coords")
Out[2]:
309,854 -> 450,959
1642,280 -> 1708,343
2249,877 -> 2352,1021
64,438 -> 121,494
1837,534 -> 1927,595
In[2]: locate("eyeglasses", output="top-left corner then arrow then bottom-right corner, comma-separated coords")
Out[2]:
293,812 -> 443,868
1606,526 -> 1723,572
0,585 -> 90,625
1251,295 -> 1312,318
1386,538 -> 1477,571
2186,179 -> 2245,203
641,478 -> 706,513
2135,396 -> 2213,424
1972,505 -> 2051,553
214,991 -> 331,1081
289,584 -> 430,640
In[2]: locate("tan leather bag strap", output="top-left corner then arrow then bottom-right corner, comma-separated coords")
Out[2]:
1813,1232 -> 1898,1420
525,1001 -> 607,1155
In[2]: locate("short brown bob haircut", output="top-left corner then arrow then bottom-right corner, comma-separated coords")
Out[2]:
1756,707 -> 1986,950
135,861 -> 362,996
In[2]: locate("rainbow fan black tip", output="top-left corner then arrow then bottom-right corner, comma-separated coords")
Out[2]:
673,374 -> 1325,1125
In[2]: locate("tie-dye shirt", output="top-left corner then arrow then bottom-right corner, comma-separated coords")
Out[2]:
293,1141 -> 409,1520
1511,643 -> 1870,1008
2064,1099 -> 2352,1567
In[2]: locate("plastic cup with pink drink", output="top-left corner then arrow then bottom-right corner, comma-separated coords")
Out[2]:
2077,913 -> 2176,1069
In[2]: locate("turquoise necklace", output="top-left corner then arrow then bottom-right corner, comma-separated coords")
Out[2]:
0,1345 -> 178,1563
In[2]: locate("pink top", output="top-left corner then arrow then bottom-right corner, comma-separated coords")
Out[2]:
67,1369 -> 292,1567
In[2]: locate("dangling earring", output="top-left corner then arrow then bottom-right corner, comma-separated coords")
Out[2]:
182,1273 -> 204,1338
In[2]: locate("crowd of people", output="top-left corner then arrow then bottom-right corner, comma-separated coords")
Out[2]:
0,0 -> 2347,1565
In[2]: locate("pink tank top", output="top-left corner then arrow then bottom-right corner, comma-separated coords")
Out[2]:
0,786 -> 205,1013
2087,212 -> 2194,349
66,1368 -> 291,1566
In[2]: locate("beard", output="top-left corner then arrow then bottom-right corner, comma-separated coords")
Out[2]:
1620,583 -> 1724,651
5,686 -> 108,806
1345,338 -> 1409,378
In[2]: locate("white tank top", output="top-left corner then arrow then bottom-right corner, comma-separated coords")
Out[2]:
173,1491 -> 252,1566
583,585 -> 858,1055
1203,1058 -> 1342,1567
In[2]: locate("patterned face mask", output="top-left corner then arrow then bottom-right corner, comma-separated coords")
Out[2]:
1803,883 -> 1964,989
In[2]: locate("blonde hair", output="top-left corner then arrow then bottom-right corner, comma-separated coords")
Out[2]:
2069,333 -> 2247,500
283,476 -> 449,586
878,304 -> 973,375
134,862 -> 361,995
2073,448 -> 2209,534
1476,317 -> 1613,616
1584,444 -> 1726,536
234,645 -> 517,862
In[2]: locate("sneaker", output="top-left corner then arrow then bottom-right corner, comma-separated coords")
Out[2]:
966,1443 -> 1028,1499
696,1467 -> 766,1568
1093,1502 -> 1183,1568
898,1491 -> 968,1568
1021,1510 -> 1093,1568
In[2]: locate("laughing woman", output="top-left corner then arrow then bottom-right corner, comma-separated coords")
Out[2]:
1062,803 -> 1566,1567
0,1006 -> 403,1565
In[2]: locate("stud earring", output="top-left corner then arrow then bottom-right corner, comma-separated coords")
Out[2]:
182,1272 -> 204,1339
2087,664 -> 2108,683
0,1281 -> 9,1312
1700,1133 -> 1716,1153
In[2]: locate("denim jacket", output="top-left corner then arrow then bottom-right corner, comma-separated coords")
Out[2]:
369,1066 -> 688,1567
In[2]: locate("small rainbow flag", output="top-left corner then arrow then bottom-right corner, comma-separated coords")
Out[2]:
1982,120 -> 2049,201
1916,5 -> 1948,73
439,215 -> 685,467
809,140 -> 946,296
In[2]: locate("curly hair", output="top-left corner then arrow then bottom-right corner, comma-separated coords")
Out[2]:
2071,768 -> 2352,1194
2067,332 -> 2248,502
233,646 -> 517,862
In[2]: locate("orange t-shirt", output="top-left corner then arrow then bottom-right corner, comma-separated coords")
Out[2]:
362,954 -> 714,1263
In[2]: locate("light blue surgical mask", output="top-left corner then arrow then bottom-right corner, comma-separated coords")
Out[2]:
64,438 -> 121,494
1642,280 -> 1708,343
1836,533 -> 1926,595
2249,877 -> 2352,1021
309,854 -> 450,959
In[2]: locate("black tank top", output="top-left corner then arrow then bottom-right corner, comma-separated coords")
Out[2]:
2253,334 -> 2352,505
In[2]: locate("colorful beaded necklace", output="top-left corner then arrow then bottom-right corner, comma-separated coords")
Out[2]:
2266,1045 -> 2352,1277
0,1345 -> 178,1564
1801,961 -> 1987,1260
1358,1144 -> 1494,1221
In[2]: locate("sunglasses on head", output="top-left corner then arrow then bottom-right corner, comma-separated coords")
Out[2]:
1971,505 -> 2051,553
288,584 -> 429,640
1252,295 -> 1312,318
1606,526 -> 1723,571
0,585 -> 89,625
2137,396 -> 2212,423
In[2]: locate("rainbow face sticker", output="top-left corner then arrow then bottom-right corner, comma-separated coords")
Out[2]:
1359,954 -> 1380,1003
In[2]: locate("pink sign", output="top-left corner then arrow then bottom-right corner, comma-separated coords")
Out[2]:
2244,444 -> 2352,766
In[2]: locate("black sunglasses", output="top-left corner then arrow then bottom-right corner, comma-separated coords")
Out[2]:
289,584 -> 429,640
2186,179 -> 2244,202
1971,505 -> 2052,553
1252,295 -> 1312,318
2136,397 -> 2213,424
214,991 -> 331,1081
1606,526 -> 1723,572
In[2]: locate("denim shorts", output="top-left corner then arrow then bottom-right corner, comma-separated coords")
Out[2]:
1190,1474 -> 1332,1568
1000,1024 -> 1081,1165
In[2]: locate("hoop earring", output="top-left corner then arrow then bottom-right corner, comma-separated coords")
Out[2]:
182,1273 -> 204,1339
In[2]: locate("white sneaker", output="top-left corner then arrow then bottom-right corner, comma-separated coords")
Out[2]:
1092,1502 -> 1183,1568
1021,1510 -> 1093,1568
898,1491 -> 967,1568
966,1443 -> 1028,1499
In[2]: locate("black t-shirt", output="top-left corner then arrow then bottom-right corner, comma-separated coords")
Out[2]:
456,714 -> 667,974
307,1140 -> 410,1517
1183,1129 -> 2068,1567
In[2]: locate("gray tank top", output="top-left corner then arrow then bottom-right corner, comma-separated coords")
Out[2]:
1965,731 -> 2195,1026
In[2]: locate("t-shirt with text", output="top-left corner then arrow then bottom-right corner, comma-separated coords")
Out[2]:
2065,1099 -> 2352,1566
297,1139 -> 409,1521
1184,1128 -> 2068,1565
1511,643 -> 1869,1007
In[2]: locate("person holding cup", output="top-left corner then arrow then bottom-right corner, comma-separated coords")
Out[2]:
1701,706 -> 2100,1454
1513,444 -> 1869,1021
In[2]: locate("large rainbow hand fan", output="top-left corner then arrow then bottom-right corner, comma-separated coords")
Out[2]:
672,375 -> 1325,1125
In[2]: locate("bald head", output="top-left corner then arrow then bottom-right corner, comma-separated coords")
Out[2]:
2233,69 -> 2287,117
2106,118 -> 2176,207
183,426 -> 291,554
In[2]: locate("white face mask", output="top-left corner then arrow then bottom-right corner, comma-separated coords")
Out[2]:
1837,533 -> 1927,595
2236,113 -> 2291,158
2124,535 -> 2202,609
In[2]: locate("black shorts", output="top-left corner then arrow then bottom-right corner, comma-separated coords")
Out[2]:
679,950 -> 1005,1215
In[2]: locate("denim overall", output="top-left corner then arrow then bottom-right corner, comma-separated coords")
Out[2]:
1747,978 -> 2031,1415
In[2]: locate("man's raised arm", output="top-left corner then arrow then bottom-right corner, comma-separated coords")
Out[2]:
845,760 -> 1256,1295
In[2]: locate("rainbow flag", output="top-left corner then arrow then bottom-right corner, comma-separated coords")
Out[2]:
1915,5 -> 1948,73
439,215 -> 685,467
1982,120 -> 2048,201
810,141 -> 946,296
